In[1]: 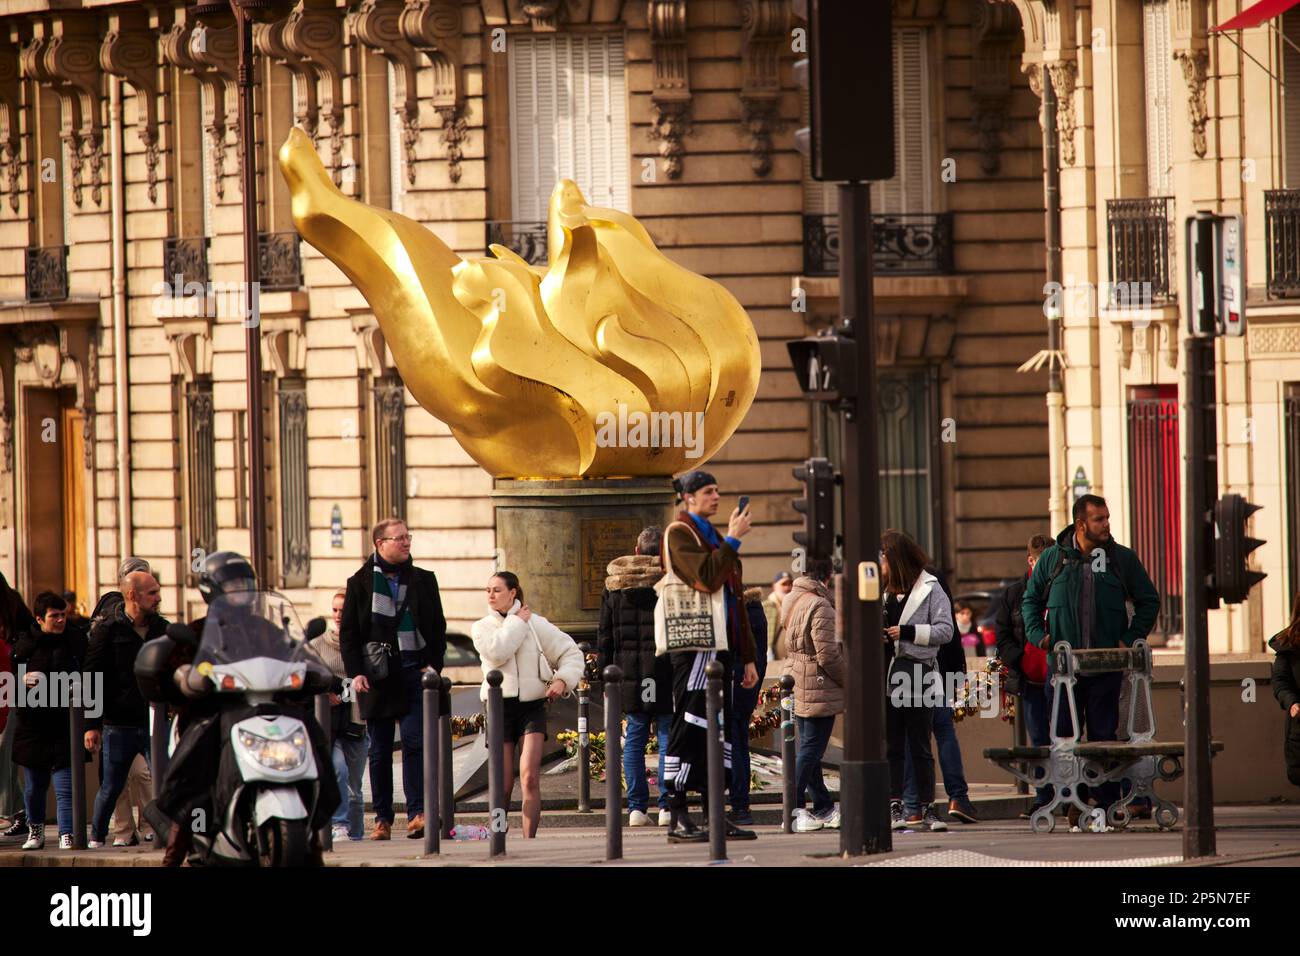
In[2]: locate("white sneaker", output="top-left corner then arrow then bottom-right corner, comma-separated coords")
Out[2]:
820,806 -> 841,830
59,834 -> 74,850
330,826 -> 349,843
658,808 -> 672,827
87,840 -> 105,849
22,824 -> 45,851
792,809 -> 824,833
628,810 -> 650,827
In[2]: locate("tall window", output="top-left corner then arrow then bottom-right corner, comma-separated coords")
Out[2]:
1127,385 -> 1181,639
185,378 -> 218,574
1284,9 -> 1300,187
1143,1 -> 1174,196
387,62 -> 406,214
277,378 -> 310,587
371,373 -> 406,522
508,34 -> 630,219
1285,384 -> 1300,598
802,28 -> 930,216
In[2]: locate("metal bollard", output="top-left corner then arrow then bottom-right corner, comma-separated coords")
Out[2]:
422,670 -> 441,855
69,681 -> 87,849
486,670 -> 507,858
150,702 -> 170,791
314,693 -> 333,852
704,660 -> 727,863
780,674 -> 796,834
577,642 -> 592,813
439,676 -> 454,838
603,665 -> 624,861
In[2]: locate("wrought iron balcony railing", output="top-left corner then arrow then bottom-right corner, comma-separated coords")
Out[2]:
1106,196 -> 1175,303
26,245 -> 69,303
802,213 -> 954,277
163,236 -> 210,296
486,220 -> 548,266
1265,189 -> 1300,298
258,231 -> 303,292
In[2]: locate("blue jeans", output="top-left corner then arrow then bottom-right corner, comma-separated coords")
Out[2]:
331,733 -> 368,838
1020,681 -> 1052,806
24,765 -> 73,836
623,713 -> 669,813
729,655 -> 767,814
91,725 -> 149,842
903,702 -> 969,808
366,659 -> 425,823
795,714 -> 836,816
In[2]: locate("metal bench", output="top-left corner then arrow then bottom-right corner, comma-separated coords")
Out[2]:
984,640 -> 1223,833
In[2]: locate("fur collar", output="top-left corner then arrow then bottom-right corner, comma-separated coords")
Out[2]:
605,554 -> 664,591
743,587 -> 763,605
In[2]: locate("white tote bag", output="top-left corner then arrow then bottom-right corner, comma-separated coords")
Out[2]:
653,521 -> 729,656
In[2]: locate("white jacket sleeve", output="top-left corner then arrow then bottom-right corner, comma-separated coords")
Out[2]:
472,614 -> 530,668
534,616 -> 585,691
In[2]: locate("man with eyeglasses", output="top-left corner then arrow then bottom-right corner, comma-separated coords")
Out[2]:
339,518 -> 446,840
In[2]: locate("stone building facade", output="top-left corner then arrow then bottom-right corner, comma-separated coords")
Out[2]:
0,0 -> 1054,633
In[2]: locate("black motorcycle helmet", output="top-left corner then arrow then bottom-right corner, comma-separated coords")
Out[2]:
197,551 -> 258,605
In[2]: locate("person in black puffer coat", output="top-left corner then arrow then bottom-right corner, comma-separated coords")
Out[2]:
1270,593 -> 1300,788
597,525 -> 672,827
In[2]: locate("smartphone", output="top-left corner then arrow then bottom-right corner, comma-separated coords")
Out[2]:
738,495 -> 750,513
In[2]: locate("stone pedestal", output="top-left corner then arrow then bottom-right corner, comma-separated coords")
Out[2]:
492,479 -> 676,643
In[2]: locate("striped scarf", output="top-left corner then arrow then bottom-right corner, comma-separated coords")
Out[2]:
371,556 -> 422,653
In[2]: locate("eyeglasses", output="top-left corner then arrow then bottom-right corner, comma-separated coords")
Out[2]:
381,535 -> 413,543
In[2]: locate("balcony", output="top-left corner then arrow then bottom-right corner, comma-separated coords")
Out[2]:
25,245 -> 69,303
163,236 -> 210,295
1265,189 -> 1300,297
257,231 -> 303,292
1106,197 -> 1175,304
802,213 -> 953,277
485,220 -> 548,266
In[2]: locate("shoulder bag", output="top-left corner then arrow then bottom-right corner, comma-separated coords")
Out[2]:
653,521 -> 729,656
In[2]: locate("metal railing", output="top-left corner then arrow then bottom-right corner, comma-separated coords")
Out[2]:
163,236 -> 210,295
25,245 -> 69,302
257,231 -> 303,291
802,212 -> 953,277
485,220 -> 548,266
1265,189 -> 1300,297
1106,197 -> 1175,303
1127,392 -> 1183,641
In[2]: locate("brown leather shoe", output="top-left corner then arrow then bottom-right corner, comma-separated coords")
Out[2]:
406,814 -> 425,839
370,821 -> 392,841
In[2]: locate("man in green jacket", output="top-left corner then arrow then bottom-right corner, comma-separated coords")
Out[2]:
1021,494 -> 1161,815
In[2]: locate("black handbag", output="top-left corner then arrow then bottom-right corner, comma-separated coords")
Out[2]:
363,641 -> 392,681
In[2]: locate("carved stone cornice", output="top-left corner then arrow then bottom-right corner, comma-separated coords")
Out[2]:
282,3 -> 346,185
1045,60 -> 1076,166
521,0 -> 564,29
0,44 -> 22,214
1175,49 -> 1208,159
400,1 -> 467,183
101,10 -> 161,204
648,0 -> 690,180
255,20 -> 320,138
739,0 -> 788,178
353,0 -> 421,186
191,21 -> 242,194
970,0 -> 1020,175
161,16 -> 238,198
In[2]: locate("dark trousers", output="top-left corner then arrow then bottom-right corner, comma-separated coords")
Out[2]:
727,654 -> 765,814
665,650 -> 732,802
1020,680 -> 1052,806
795,714 -> 836,816
886,658 -> 937,813
91,724 -> 150,842
1051,671 -> 1123,808
366,659 -> 425,823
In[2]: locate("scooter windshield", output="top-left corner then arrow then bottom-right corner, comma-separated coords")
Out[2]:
196,590 -> 309,667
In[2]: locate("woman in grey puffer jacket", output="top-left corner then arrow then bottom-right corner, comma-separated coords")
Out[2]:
781,564 -> 845,831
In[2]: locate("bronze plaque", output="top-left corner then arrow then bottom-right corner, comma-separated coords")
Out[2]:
580,517 -> 644,609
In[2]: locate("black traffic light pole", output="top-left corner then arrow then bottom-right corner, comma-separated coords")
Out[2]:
838,182 -> 891,856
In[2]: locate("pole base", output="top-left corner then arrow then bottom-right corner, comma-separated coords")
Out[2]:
839,759 -> 892,856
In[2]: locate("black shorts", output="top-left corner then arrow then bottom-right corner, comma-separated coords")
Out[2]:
500,696 -> 548,743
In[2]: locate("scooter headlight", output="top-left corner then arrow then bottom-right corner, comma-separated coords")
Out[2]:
237,729 -> 308,771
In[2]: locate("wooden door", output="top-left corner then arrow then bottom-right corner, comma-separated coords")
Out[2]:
60,403 -> 87,612
23,388 -> 64,597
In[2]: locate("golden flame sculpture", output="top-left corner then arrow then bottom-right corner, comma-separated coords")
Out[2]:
277,127 -> 760,479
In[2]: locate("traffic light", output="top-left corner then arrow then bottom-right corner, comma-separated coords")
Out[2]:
792,457 -> 835,563
1214,494 -> 1267,604
787,330 -> 856,403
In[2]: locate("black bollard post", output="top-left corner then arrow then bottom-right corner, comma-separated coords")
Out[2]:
150,702 -> 170,793
314,693 -> 333,852
486,670 -> 507,858
69,677 -> 87,848
422,670 -> 441,856
577,642 -> 592,813
439,676 -> 454,838
603,665 -> 624,861
780,674 -> 796,834
704,660 -> 727,863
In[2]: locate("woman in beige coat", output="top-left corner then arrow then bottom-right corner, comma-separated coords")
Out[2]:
781,563 -> 845,832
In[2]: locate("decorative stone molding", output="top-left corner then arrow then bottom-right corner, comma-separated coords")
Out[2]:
1174,50 -> 1208,159
351,312 -> 395,375
161,16 -> 238,198
648,0 -> 690,180
190,22 -> 241,192
1031,59 -> 1077,166
1248,323 -> 1300,355
892,0 -> 950,17
353,0 -> 421,187
521,0 -> 564,29
970,0 -> 1020,175
739,0 -> 789,178
283,3 -> 347,185
101,11 -> 161,204
256,20 -> 320,138
484,0 -> 624,24
11,317 -> 97,416
261,316 -> 308,378
159,316 -> 214,382
400,0 -> 467,183
0,44 -> 22,214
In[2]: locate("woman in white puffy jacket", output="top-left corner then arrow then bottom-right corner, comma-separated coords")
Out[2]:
471,571 -> 584,837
